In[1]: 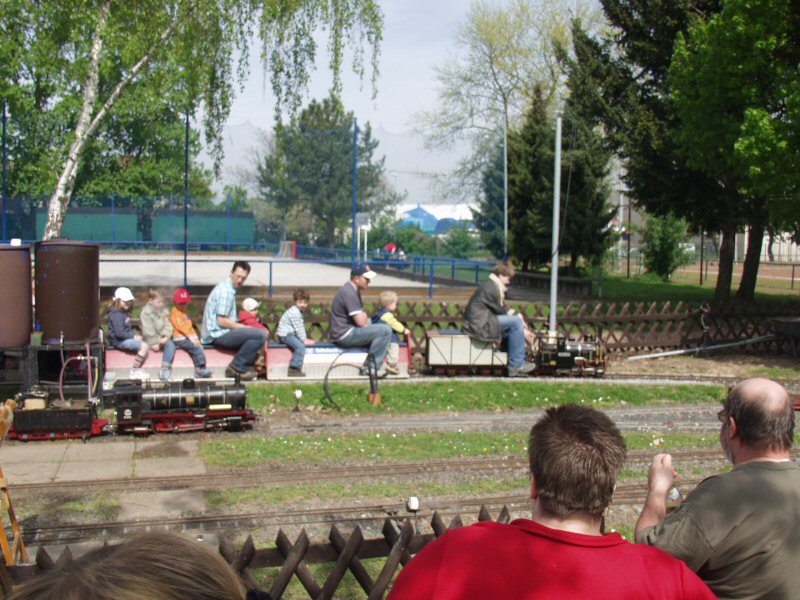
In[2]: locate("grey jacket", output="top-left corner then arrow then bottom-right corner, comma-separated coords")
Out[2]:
462,276 -> 510,343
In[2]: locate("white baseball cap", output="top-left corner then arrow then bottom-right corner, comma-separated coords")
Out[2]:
242,297 -> 261,312
113,287 -> 135,302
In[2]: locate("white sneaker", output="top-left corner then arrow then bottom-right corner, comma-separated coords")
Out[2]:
129,368 -> 151,380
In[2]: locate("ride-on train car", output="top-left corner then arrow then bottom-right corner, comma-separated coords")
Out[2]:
426,328 -> 605,376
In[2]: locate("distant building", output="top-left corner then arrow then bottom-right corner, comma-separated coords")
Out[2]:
398,205 -> 438,234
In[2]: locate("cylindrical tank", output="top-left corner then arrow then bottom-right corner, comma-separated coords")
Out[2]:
35,241 -> 100,343
0,245 -> 32,347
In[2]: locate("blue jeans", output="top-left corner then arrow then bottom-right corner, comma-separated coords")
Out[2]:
279,335 -> 306,370
162,339 -> 206,368
211,327 -> 269,371
336,324 -> 392,366
497,315 -> 526,368
115,338 -> 143,353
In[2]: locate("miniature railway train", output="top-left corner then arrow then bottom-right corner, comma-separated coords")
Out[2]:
0,241 -> 606,441
3,327 -> 604,441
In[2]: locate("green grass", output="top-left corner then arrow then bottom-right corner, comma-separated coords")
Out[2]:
205,474 -> 531,511
247,381 -> 725,414
61,493 -> 120,520
200,431 -> 723,469
594,272 -> 800,303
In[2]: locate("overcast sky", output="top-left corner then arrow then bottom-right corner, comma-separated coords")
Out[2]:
226,0 -> 468,133
209,0 -> 474,215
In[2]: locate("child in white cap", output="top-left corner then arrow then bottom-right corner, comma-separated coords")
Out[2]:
107,287 -> 150,380
237,297 -> 269,333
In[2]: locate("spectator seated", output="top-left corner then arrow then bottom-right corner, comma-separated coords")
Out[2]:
105,340 -> 268,381
266,341 -> 411,380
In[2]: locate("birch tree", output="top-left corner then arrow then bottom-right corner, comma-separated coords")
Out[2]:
0,0 -> 382,240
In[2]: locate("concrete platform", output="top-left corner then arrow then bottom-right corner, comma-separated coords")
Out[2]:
99,252 -> 428,289
0,437 -> 205,485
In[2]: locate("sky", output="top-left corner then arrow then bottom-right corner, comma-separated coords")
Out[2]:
207,0 -> 475,218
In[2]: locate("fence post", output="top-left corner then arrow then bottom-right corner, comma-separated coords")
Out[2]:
429,261 -> 435,299
451,259 -> 455,281
226,193 -> 231,252
792,264 -> 796,290
269,261 -> 273,299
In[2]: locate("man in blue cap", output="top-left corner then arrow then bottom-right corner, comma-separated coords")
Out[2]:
329,264 -> 392,377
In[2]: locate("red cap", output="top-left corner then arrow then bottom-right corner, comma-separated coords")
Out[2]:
173,288 -> 191,304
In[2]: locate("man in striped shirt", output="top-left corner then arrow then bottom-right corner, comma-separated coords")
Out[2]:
201,261 -> 268,380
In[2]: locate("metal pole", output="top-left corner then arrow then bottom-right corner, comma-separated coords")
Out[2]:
183,109 -> 189,288
503,113 -> 508,260
226,192 -> 231,251
269,261 -> 273,298
429,261 -> 435,299
111,193 -> 116,248
626,203 -> 632,278
351,118 -> 358,265
2,99 -> 6,242
548,117 -> 562,335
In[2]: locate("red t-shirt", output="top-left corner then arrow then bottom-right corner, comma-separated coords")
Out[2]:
388,519 -> 715,600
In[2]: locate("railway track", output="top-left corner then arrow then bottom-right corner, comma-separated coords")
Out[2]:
21,475 -> 711,547
12,448 -> 733,498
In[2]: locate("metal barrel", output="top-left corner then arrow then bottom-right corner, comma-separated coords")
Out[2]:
34,241 -> 100,343
0,245 -> 32,347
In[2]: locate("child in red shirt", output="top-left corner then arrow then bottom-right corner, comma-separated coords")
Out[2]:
160,288 -> 212,382
238,297 -> 269,332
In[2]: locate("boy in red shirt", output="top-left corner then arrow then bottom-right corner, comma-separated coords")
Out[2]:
161,288 -> 212,382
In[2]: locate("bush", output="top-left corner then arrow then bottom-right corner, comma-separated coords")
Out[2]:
641,215 -> 693,281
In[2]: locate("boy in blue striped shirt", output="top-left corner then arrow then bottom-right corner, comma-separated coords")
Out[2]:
276,288 -> 316,377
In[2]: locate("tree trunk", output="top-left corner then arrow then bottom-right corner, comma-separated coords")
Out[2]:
767,228 -> 775,262
713,226 -> 735,304
42,3 -> 110,240
42,4 -> 186,240
569,253 -> 578,277
736,221 -> 764,302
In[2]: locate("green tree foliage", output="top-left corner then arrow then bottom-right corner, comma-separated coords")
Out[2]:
641,214 -> 692,281
507,88 -> 613,274
255,95 -> 388,249
0,0 -> 383,239
441,223 -> 480,259
395,225 -> 435,257
418,0 -> 603,200
668,0 -> 799,299
473,140 -> 506,258
565,3 -> 765,303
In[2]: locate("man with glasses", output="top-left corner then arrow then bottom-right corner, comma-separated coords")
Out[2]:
636,378 -> 800,599
329,264 -> 392,378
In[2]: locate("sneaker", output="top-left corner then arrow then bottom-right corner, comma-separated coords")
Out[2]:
507,362 -> 536,378
225,365 -> 256,381
159,366 -> 172,382
129,368 -> 151,380
385,364 -> 399,375
287,367 -> 306,377
194,367 -> 212,378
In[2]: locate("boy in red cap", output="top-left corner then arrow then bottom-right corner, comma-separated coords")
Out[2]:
161,288 -> 212,382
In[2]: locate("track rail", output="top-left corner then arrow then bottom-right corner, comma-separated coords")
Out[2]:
21,476 -> 708,547
12,449 -> 734,497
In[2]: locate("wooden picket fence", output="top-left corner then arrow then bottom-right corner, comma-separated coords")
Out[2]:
257,299 -> 799,364
0,506 -> 510,599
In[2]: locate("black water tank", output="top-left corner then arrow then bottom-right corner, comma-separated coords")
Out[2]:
35,241 -> 100,343
0,245 -> 32,347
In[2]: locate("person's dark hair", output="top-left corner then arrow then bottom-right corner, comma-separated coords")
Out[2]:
492,262 -> 515,278
6,532 -> 246,600
725,380 -> 794,452
293,288 -> 310,302
232,260 -> 251,274
528,404 -> 626,518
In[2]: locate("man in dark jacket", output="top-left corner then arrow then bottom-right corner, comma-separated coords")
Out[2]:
462,263 -> 535,377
